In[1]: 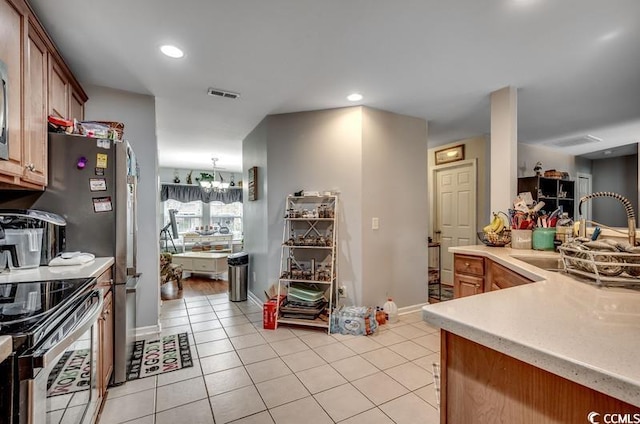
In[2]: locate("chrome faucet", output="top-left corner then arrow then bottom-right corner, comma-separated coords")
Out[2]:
578,191 -> 637,246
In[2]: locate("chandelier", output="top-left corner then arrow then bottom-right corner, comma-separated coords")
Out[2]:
199,158 -> 230,193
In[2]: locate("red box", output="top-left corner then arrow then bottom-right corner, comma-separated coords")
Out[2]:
263,295 -> 286,330
263,301 -> 278,330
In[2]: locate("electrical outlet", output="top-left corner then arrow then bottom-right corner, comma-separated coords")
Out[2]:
252,272 -> 256,283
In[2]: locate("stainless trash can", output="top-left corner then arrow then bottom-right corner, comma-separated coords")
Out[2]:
228,252 -> 249,301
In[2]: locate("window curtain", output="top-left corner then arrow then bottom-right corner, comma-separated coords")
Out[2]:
160,184 -> 243,204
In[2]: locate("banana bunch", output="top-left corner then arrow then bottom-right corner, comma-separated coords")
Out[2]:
483,213 -> 505,234
482,212 -> 508,245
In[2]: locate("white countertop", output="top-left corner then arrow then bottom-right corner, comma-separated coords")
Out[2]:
0,257 -> 114,283
0,336 -> 12,363
422,245 -> 640,407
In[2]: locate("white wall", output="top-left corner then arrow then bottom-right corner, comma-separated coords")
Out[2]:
361,107 -> 428,307
242,106 -> 428,308
84,84 -> 159,329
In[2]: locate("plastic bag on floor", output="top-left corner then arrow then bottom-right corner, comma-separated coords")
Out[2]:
330,305 -> 378,336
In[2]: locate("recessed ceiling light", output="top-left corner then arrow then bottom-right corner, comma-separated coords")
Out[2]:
604,150 -> 612,155
160,45 -> 184,58
347,93 -> 363,102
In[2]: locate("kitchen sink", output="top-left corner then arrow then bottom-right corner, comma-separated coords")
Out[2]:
511,256 -> 565,271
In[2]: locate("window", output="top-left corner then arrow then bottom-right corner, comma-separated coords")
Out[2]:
162,199 -> 243,239
209,201 -> 243,239
163,200 -> 203,235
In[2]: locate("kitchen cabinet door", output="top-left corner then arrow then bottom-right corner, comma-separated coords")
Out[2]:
99,290 -> 114,397
0,0 -> 25,181
22,20 -> 48,186
454,274 -> 484,298
48,59 -> 69,119
487,260 -> 532,291
69,86 -> 84,121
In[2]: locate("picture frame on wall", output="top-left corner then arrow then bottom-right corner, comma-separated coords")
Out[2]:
435,144 -> 465,165
248,166 -> 258,201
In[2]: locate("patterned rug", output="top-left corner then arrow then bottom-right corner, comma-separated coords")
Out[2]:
127,333 -> 193,381
47,349 -> 91,397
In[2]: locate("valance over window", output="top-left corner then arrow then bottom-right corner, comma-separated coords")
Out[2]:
160,184 -> 243,204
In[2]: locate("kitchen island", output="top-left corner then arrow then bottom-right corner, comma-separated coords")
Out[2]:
423,245 -> 640,422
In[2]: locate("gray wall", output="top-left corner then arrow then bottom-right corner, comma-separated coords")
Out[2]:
517,143 -> 582,179
242,106 -> 428,308
428,136 -> 489,232
361,107 -> 428,307
266,108 -> 364,304
242,119 -> 269,300
84,85 -> 160,330
592,155 -> 639,227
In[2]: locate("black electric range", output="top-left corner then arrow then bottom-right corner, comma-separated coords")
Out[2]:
0,278 -> 96,353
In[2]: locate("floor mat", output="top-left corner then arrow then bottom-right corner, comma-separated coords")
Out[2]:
127,332 -> 193,381
47,349 -> 91,397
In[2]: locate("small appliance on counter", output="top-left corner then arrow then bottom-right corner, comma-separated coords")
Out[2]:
0,209 -> 66,270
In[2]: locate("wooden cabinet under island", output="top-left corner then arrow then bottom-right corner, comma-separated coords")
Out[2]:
453,253 -> 533,297
426,246 -> 640,422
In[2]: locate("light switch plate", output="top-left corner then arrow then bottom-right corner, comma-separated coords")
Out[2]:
372,217 -> 379,230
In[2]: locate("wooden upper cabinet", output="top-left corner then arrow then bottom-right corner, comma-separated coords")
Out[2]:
48,59 -> 69,119
0,0 -> 87,189
69,87 -> 84,121
23,20 -> 48,186
0,0 -> 25,182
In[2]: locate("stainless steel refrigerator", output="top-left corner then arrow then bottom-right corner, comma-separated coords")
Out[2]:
31,132 -> 138,385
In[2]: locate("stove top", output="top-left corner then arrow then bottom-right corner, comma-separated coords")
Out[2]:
0,278 -> 95,350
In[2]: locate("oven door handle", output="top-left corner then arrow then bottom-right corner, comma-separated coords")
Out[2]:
32,290 -> 103,368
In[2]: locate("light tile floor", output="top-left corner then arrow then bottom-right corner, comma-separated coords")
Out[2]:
99,294 -> 440,424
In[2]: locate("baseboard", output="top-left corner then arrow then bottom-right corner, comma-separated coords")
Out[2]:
398,302 -> 428,315
247,290 -> 264,307
135,324 -> 161,338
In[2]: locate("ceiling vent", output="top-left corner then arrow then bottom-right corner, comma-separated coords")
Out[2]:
547,134 -> 603,148
207,87 -> 240,99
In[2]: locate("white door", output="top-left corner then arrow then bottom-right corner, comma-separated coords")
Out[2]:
435,161 -> 477,285
576,173 -> 592,222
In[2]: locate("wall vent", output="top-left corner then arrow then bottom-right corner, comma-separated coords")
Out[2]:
207,87 -> 240,99
547,134 -> 603,148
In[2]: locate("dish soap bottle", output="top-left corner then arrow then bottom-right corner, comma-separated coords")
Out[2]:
383,298 -> 398,324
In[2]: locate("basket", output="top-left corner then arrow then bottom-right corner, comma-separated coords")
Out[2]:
558,244 -> 640,288
477,230 -> 511,247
